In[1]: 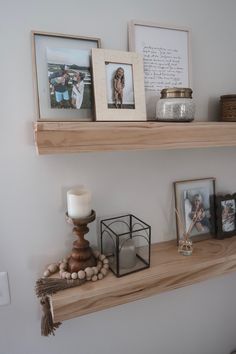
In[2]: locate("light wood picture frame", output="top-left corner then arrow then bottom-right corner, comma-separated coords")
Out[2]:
91,48 -> 146,121
32,31 -> 101,121
174,177 -> 216,244
129,20 -> 192,120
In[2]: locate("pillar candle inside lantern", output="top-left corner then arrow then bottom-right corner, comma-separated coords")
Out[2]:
119,238 -> 137,269
67,188 -> 92,219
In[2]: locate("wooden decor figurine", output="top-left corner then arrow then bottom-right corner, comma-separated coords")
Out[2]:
66,210 -> 97,272
66,187 -> 97,272
35,188 -> 110,336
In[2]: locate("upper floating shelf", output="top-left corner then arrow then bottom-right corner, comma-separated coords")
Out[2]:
34,121 -> 236,155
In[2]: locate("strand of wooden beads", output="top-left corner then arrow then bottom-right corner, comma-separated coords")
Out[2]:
43,250 -> 109,282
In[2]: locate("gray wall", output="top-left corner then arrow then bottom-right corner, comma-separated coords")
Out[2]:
1,0 -> 236,353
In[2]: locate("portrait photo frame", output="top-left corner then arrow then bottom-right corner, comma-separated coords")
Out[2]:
32,31 -> 101,121
174,177 -> 216,244
129,20 -> 192,120
215,194 -> 236,239
91,48 -> 146,121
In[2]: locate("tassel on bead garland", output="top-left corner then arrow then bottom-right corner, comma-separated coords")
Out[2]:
36,251 -> 109,337
40,296 -> 61,336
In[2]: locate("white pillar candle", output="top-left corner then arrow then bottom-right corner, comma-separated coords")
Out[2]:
119,238 -> 136,269
67,188 -> 92,219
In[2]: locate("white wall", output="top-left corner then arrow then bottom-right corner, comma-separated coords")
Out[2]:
1,0 -> 236,353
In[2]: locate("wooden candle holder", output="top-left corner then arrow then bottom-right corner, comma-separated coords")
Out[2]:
66,210 -> 96,273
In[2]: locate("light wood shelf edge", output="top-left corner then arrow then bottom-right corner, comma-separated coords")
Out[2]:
34,121 -> 236,154
50,237 -> 236,322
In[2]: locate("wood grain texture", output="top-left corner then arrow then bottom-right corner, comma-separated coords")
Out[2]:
34,121 -> 236,154
50,237 -> 236,322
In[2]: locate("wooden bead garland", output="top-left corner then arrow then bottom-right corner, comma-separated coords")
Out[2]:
43,250 -> 109,282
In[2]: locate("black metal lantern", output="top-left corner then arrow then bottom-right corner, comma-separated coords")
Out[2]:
100,214 -> 151,277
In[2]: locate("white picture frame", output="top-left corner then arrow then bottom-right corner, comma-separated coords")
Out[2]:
91,48 -> 146,121
129,20 -> 192,119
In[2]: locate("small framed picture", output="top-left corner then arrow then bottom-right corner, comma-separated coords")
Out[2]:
129,20 -> 191,119
174,178 -> 216,243
91,48 -> 146,121
216,194 -> 236,239
32,31 -> 101,121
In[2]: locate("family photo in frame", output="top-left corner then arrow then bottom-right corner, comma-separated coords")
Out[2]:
32,31 -> 101,121
47,48 -> 90,110
174,178 -> 216,243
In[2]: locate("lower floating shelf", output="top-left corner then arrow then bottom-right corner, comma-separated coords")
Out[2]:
50,237 -> 236,322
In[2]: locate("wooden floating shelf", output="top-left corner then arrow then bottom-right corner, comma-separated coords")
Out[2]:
51,237 -> 236,322
34,121 -> 236,155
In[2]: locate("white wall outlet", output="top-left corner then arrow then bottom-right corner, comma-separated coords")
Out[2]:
0,272 -> 10,306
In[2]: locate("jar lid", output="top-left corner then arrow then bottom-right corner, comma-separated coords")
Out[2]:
160,88 -> 193,99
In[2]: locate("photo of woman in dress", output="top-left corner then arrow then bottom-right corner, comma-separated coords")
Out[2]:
71,72 -> 86,109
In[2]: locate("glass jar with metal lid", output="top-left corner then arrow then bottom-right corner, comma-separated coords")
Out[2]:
156,88 -> 195,122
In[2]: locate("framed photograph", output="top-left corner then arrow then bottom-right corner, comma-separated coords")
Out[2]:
91,48 -> 146,121
216,194 -> 236,239
129,20 -> 191,119
174,178 -> 216,243
32,31 -> 101,121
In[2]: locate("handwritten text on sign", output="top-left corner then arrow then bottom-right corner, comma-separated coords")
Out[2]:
143,46 -> 186,92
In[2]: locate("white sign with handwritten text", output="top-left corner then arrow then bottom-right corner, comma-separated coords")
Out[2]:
131,23 -> 190,119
